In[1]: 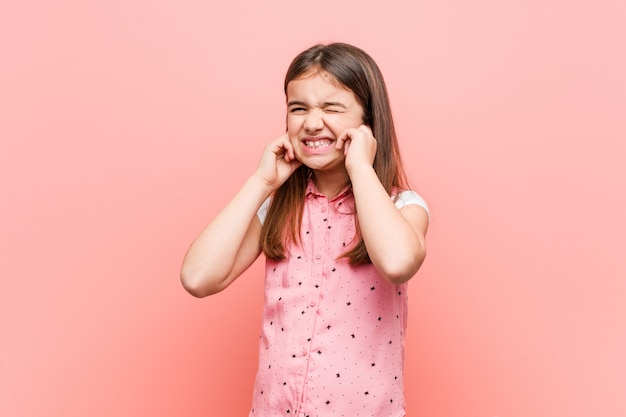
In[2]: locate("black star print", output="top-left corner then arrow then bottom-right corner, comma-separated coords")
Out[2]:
317,350 -> 322,354
292,354 -> 296,358
331,268 -> 336,272
315,284 -> 319,288
378,317 -> 382,321
346,301 -> 351,306
351,334 -> 355,338
336,373 -> 340,378
298,281 -> 302,285
371,362 -> 376,367
365,391 -> 369,396
327,325 -> 331,329
301,311 -> 305,315
371,286 -> 375,290
328,226 -> 331,229
326,400 -> 330,405
283,382 -> 287,386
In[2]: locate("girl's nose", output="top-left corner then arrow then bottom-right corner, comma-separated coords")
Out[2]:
303,110 -> 324,133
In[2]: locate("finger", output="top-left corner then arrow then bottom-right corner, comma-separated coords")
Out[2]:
358,125 -> 373,136
271,134 -> 288,158
343,138 -> 350,156
336,127 -> 355,150
283,139 -> 296,162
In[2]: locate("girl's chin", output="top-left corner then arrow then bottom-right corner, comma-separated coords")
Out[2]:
300,155 -> 346,172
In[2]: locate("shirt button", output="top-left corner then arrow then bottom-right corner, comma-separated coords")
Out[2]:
301,349 -> 307,357
309,299 -> 316,307
315,253 -> 321,260
321,206 -> 327,212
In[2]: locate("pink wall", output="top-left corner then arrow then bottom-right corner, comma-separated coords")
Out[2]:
1,1 -> 624,416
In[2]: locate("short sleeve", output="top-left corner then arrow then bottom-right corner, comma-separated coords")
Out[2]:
257,197 -> 271,225
394,191 -> 429,217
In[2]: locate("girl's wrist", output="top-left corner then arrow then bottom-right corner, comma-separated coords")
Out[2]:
248,173 -> 277,197
346,162 -> 376,179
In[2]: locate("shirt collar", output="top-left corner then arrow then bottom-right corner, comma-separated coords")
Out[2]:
305,177 -> 352,202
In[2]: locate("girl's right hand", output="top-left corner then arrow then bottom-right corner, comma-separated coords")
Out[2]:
253,134 -> 302,191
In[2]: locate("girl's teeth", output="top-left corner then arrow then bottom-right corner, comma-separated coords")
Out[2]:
306,140 -> 331,148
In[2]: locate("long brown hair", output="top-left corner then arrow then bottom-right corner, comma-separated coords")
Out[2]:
261,43 -> 409,265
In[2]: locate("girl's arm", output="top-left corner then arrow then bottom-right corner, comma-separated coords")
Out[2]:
180,135 -> 302,297
338,126 -> 429,285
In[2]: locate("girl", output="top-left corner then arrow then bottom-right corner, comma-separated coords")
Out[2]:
181,43 -> 429,417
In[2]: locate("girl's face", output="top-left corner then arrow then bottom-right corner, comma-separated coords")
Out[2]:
286,69 -> 364,175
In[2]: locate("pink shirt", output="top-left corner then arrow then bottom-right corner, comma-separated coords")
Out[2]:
250,180 -> 428,417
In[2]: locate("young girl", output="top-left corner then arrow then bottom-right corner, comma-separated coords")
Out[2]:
181,43 -> 429,417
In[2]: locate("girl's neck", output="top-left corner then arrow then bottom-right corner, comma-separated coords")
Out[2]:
311,169 -> 350,199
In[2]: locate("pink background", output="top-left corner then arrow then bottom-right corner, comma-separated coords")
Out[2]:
1,1 -> 625,416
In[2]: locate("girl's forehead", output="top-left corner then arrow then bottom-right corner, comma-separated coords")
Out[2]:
287,68 -> 352,96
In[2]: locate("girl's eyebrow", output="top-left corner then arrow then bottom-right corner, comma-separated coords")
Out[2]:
287,100 -> 348,108
322,102 -> 348,108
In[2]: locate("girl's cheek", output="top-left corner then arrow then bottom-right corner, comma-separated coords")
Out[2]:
286,119 -> 299,133
288,134 -> 299,148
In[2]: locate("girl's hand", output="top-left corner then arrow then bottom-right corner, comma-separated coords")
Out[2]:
336,125 -> 377,173
254,134 -> 302,191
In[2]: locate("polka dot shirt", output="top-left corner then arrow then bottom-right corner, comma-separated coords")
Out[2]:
250,180 -> 428,417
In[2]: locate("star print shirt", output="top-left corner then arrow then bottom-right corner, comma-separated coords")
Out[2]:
250,180 -> 428,417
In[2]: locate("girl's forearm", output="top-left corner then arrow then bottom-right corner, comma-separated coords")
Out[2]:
180,175 -> 272,296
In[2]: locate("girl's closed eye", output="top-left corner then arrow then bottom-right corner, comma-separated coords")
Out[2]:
289,106 -> 307,113
322,102 -> 348,113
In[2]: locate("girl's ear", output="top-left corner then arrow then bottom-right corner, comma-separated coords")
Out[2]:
361,111 -> 369,124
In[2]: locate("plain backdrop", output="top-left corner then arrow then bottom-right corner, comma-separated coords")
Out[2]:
1,1 -> 625,416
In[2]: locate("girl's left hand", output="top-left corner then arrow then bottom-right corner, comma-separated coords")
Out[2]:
336,125 -> 377,173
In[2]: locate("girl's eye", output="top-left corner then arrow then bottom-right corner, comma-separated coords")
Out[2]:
325,108 -> 342,113
289,107 -> 306,113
